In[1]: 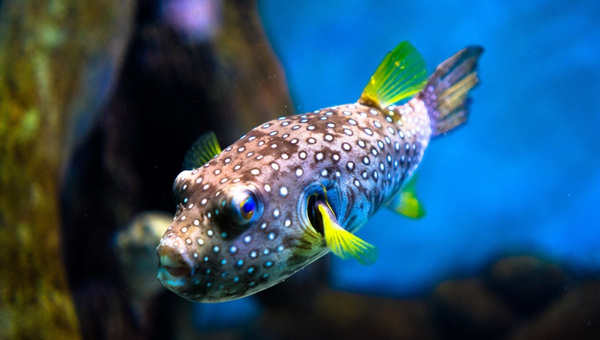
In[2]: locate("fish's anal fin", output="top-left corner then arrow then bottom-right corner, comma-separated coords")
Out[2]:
359,41 -> 428,110
386,174 -> 426,219
316,200 -> 378,266
182,131 -> 222,170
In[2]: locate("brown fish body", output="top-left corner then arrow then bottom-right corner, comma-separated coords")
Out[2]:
157,42 -> 483,302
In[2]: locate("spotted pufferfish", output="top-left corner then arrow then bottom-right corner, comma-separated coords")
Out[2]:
157,41 -> 483,302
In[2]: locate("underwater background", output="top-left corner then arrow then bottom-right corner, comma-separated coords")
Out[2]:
0,0 -> 599,339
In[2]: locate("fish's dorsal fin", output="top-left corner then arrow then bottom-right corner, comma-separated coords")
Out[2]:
386,174 -> 426,219
182,131 -> 222,170
359,41 -> 428,109
315,198 -> 378,266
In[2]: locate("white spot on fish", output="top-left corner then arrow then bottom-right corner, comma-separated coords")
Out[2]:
279,187 -> 288,197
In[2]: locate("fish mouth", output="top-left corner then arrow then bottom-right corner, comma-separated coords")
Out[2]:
159,253 -> 191,278
156,243 -> 194,289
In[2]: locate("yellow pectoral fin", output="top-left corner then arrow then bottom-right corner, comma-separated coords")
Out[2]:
316,202 -> 378,266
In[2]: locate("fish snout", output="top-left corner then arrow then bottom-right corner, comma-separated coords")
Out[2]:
156,237 -> 194,285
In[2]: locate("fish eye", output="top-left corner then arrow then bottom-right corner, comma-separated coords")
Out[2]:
230,190 -> 260,227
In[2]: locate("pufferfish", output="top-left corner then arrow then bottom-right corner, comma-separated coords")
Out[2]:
157,41 -> 483,302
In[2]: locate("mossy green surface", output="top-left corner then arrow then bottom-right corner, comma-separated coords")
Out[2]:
0,0 -> 132,338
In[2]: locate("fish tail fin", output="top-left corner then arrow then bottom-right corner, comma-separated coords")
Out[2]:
420,46 -> 484,136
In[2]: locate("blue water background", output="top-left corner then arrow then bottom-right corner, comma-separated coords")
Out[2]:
257,0 -> 600,297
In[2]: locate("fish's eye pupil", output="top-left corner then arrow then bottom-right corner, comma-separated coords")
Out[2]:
240,196 -> 255,220
230,190 -> 260,227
